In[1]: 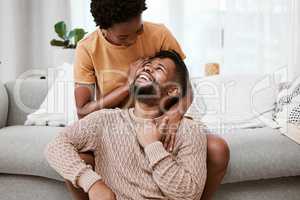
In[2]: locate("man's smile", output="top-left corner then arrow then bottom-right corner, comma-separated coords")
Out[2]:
136,71 -> 154,82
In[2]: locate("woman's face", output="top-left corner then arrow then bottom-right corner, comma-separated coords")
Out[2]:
104,15 -> 144,46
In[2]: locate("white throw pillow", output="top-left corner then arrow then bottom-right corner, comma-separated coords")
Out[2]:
25,63 -> 78,126
185,74 -> 278,131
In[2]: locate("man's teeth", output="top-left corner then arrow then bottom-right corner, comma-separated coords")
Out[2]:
140,75 -> 150,81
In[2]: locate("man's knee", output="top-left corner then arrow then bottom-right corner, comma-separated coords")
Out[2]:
207,134 -> 230,171
79,152 -> 95,169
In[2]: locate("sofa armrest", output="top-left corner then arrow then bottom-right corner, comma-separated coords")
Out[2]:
4,79 -> 48,126
0,81 -> 8,128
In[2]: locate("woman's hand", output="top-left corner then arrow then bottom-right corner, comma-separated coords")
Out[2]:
159,113 -> 183,152
128,58 -> 148,85
88,180 -> 116,200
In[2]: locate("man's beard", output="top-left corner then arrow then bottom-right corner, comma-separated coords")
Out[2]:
131,81 -> 160,104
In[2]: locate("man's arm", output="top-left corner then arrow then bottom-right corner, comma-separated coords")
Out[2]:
44,111 -> 103,192
143,123 -> 207,200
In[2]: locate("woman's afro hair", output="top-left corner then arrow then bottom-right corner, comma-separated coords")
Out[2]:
90,0 -> 147,29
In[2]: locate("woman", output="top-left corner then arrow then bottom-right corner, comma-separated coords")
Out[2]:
70,0 -> 229,200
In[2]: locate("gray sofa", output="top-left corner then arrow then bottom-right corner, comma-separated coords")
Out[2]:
0,79 -> 300,200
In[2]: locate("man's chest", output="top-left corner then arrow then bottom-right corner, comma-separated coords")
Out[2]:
94,121 -> 150,170
93,124 -> 163,197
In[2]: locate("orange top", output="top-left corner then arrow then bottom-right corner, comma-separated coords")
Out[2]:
73,21 -> 185,97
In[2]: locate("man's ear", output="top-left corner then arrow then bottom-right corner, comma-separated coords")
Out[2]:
167,86 -> 180,97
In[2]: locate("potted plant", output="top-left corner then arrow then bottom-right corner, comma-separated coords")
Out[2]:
50,21 -> 88,66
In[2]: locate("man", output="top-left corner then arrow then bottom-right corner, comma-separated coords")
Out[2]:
73,1 -> 229,199
46,51 -> 207,200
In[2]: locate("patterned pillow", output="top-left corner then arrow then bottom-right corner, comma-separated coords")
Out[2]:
275,78 -> 300,129
289,104 -> 300,125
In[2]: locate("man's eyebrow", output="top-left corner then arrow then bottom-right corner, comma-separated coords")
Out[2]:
158,63 -> 166,70
144,59 -> 152,64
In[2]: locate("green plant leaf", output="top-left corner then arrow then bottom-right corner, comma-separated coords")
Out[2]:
67,44 -> 76,49
67,30 -> 76,40
55,21 -> 67,40
50,39 -> 69,48
50,39 -> 65,46
73,28 -> 87,46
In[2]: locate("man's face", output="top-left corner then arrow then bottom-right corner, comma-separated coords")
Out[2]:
133,57 -> 177,99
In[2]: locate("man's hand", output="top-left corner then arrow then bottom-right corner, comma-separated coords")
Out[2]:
88,180 -> 116,200
136,118 -> 169,148
128,58 -> 148,85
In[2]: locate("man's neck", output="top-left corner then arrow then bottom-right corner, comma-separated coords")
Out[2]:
133,101 -> 162,119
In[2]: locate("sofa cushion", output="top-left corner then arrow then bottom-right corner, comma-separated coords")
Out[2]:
222,127 -> 300,184
0,126 -> 64,182
0,81 -> 8,128
186,74 -> 278,128
0,125 -> 300,184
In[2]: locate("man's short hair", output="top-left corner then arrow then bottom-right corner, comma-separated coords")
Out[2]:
153,50 -> 189,97
90,0 -> 147,29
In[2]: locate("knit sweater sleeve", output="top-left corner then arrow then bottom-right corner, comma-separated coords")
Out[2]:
144,123 -> 207,200
44,111 -> 103,192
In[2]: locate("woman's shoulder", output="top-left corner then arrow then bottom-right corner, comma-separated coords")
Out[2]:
76,28 -> 101,51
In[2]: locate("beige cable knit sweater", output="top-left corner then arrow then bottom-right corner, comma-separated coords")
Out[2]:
45,108 -> 207,200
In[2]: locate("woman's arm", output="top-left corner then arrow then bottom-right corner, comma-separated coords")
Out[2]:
75,83 -> 130,119
75,59 -> 146,119
161,79 -> 194,150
